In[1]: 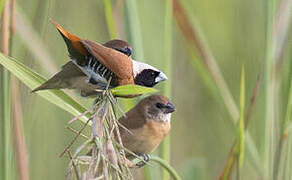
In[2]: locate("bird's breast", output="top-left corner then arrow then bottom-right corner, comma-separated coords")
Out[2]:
122,120 -> 171,154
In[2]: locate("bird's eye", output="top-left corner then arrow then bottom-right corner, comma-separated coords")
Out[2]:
114,47 -> 132,56
124,47 -> 132,56
156,103 -> 164,109
151,72 -> 156,76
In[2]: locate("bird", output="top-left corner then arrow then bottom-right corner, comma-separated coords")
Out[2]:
118,95 -> 175,167
32,20 -> 167,97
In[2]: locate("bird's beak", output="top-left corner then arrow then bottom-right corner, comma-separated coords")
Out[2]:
155,72 -> 168,83
163,102 -> 176,113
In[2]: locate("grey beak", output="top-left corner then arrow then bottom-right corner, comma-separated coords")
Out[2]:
155,72 -> 168,83
164,102 -> 176,113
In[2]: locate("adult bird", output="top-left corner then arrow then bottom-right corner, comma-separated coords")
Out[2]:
32,20 -> 167,96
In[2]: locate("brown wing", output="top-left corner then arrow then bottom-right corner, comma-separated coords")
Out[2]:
81,40 -> 134,85
118,104 -> 146,130
50,20 -> 134,85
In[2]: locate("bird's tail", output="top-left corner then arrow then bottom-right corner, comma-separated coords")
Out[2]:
31,75 -> 65,93
50,19 -> 89,61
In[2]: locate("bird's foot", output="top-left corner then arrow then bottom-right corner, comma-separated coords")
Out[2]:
135,153 -> 150,168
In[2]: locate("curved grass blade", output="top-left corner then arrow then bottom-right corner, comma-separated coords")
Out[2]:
0,53 -> 89,123
150,156 -> 182,180
111,84 -> 158,97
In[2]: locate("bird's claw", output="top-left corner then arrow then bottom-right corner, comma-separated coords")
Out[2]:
135,154 -> 150,168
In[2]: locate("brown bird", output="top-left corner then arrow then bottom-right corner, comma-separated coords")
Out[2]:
118,95 -> 175,167
32,21 -> 167,96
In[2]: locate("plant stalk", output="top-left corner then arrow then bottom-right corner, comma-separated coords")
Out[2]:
160,0 -> 173,180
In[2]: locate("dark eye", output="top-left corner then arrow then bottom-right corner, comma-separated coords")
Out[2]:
124,47 -> 132,56
151,72 -> 156,76
114,47 -> 132,56
156,103 -> 164,109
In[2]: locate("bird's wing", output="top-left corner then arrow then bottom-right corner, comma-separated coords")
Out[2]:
51,20 -> 134,85
31,61 -> 86,92
60,61 -> 86,77
118,107 -> 146,130
81,40 -> 134,85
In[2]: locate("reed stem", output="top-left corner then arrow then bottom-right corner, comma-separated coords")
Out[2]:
1,1 -> 14,179
160,0 -> 173,179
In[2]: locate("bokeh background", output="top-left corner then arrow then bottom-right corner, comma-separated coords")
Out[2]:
1,0 -> 292,179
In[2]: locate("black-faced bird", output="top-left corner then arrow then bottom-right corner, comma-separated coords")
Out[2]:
32,21 -> 167,96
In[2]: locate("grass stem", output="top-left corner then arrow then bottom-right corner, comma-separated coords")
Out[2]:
1,1 -> 13,179
263,0 -> 277,178
160,0 -> 173,180
150,156 -> 182,180
102,0 -> 117,39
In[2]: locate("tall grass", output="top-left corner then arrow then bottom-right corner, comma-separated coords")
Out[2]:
1,1 -> 14,180
283,56 -> 292,179
173,0 -> 262,172
160,0 -> 173,180
102,0 -> 117,39
236,66 -> 245,180
263,0 -> 277,177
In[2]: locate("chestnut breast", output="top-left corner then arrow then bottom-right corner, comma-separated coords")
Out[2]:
120,120 -> 171,154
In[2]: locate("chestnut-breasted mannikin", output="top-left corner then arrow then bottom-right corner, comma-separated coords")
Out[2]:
32,21 -> 167,96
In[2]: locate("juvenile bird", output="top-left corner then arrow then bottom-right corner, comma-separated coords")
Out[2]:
32,21 -> 167,96
118,95 -> 175,167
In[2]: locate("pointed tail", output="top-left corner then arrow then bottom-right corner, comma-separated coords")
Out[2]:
50,19 -> 88,60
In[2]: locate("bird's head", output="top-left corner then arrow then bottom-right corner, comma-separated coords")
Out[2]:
104,39 -> 132,57
103,39 -> 167,87
138,95 -> 175,122
132,61 -> 168,87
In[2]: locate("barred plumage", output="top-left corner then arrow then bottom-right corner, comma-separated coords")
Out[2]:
83,55 -> 114,82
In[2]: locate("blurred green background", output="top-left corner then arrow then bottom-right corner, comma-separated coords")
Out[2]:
1,0 -> 292,179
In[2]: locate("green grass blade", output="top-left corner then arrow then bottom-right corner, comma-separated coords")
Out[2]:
0,53 -> 89,123
0,67 -> 2,179
284,54 -> 292,138
102,0 -> 117,39
284,75 -> 292,133
2,69 -> 13,180
111,84 -> 158,96
277,48 -> 292,179
160,0 -> 173,180
273,1 -> 292,178
124,0 -> 144,60
238,66 -> 245,167
0,0 -> 5,16
236,66 -> 245,179
1,2 -> 15,179
263,0 -> 277,177
150,156 -> 182,180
